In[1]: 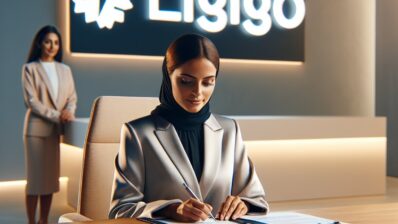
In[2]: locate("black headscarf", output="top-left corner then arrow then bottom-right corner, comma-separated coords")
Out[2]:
151,59 -> 212,180
152,59 -> 211,128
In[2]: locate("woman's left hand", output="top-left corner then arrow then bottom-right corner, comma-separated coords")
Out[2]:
217,195 -> 248,221
60,110 -> 75,123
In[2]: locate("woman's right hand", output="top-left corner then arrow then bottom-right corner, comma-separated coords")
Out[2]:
60,110 -> 74,123
159,198 -> 213,222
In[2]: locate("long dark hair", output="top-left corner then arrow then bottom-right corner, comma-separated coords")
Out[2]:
27,25 -> 63,63
165,33 -> 220,76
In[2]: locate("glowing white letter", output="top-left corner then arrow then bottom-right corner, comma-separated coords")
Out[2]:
149,0 -> 182,22
196,0 -> 228,33
273,0 -> 305,29
242,0 -> 272,36
229,0 -> 240,25
183,0 -> 194,23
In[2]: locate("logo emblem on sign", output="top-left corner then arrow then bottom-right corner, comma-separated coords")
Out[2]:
73,0 -> 133,29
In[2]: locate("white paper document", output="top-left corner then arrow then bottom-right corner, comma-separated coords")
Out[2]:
238,212 -> 341,224
143,211 -> 341,223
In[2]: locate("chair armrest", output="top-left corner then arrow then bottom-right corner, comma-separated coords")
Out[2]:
58,213 -> 93,223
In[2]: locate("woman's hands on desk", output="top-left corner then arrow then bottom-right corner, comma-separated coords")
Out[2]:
176,198 -> 213,221
156,196 -> 248,222
157,198 -> 213,222
217,195 -> 248,221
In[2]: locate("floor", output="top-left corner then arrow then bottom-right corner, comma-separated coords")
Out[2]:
0,179 -> 73,224
0,177 -> 397,224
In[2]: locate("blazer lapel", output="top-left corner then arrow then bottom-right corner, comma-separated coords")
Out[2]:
154,116 -> 203,200
200,115 -> 223,200
36,62 -> 58,108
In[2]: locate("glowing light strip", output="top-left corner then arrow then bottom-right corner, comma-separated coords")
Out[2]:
70,52 -> 163,61
71,52 -> 302,65
0,177 -> 68,188
60,143 -> 84,150
63,1 -> 303,65
221,58 -> 303,65
245,137 -> 386,144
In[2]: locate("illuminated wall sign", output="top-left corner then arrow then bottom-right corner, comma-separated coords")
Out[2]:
70,0 -> 305,61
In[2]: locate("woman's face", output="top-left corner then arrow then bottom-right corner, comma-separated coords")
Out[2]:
40,32 -> 59,61
170,57 -> 217,113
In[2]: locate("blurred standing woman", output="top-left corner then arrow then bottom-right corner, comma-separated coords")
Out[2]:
22,25 -> 77,224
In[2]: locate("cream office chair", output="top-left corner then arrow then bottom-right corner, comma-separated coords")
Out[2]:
60,96 -> 159,222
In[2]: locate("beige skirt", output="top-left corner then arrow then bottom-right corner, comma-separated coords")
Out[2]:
24,132 -> 60,195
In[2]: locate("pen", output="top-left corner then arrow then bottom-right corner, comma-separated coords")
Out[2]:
182,183 -> 216,220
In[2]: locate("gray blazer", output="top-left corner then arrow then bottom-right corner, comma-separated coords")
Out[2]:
22,61 -> 77,136
109,114 -> 268,219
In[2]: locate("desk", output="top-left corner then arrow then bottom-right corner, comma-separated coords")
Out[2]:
69,202 -> 398,223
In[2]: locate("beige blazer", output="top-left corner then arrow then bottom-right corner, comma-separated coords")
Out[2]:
109,114 -> 268,219
22,61 -> 77,136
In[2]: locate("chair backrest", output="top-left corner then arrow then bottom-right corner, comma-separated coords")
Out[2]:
78,96 -> 159,220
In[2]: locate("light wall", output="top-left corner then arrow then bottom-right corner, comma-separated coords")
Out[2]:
0,0 -> 376,180
0,0 -> 58,180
